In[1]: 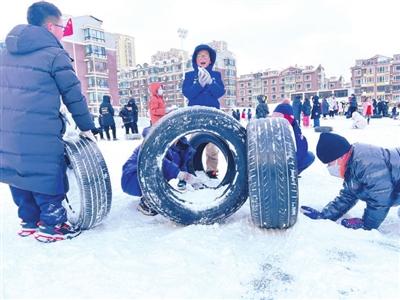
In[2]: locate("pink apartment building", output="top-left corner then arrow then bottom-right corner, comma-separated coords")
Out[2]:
62,15 -> 119,114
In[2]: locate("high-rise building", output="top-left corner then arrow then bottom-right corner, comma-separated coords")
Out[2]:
61,15 -> 119,114
237,65 -> 326,107
351,54 -> 400,102
113,33 -> 136,70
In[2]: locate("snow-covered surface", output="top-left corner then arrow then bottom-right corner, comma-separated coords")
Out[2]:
1,115 -> 399,299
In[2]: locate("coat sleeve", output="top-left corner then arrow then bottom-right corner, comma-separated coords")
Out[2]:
121,146 -> 142,197
321,184 -> 359,221
207,72 -> 225,98
182,72 -> 204,99
361,165 -> 394,230
51,51 -> 95,131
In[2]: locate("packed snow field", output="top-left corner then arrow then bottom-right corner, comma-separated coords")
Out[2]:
1,115 -> 399,300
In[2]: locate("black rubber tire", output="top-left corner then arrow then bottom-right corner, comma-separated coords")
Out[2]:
138,106 -> 248,225
314,126 -> 333,133
247,118 -> 299,229
188,133 -> 235,187
64,136 -> 112,229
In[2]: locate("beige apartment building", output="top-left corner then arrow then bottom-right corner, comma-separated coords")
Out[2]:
351,54 -> 400,102
113,33 -> 136,70
237,65 -> 327,107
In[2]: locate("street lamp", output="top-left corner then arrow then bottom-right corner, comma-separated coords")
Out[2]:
177,28 -> 188,107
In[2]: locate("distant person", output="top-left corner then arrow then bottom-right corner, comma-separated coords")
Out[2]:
127,98 -> 139,133
247,108 -> 252,121
100,95 -> 117,140
256,95 -> 269,118
301,97 -> 311,127
351,111 -> 367,129
302,132 -> 400,230
362,97 -> 373,124
292,95 -> 302,126
0,1 -> 98,242
347,94 -> 358,118
149,82 -> 166,125
311,95 -> 321,127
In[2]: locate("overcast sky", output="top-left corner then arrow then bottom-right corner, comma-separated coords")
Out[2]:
1,0 -> 399,80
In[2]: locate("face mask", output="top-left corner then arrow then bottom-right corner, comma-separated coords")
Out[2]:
157,88 -> 163,96
327,160 -> 341,178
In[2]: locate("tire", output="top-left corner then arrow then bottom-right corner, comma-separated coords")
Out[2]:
188,133 -> 235,187
138,106 -> 248,225
247,118 -> 298,229
64,136 -> 112,229
314,126 -> 333,133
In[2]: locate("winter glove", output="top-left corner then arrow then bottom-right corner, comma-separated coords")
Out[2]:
177,171 -> 204,190
80,129 -> 97,142
202,68 -> 213,85
341,218 -> 364,230
301,206 -> 324,220
198,67 -> 208,87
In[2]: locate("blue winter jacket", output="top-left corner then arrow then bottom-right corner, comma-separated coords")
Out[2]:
0,25 -> 94,195
321,144 -> 400,229
99,98 -> 115,126
292,97 -> 302,121
182,44 -> 225,108
121,135 -> 195,197
302,99 -> 312,116
321,99 -> 329,115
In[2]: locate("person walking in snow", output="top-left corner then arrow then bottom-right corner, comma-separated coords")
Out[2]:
182,44 -> 225,179
311,95 -> 321,127
119,104 -> 135,137
255,95 -> 269,118
149,82 -> 166,126
0,1 -> 98,242
301,97 -> 312,127
100,95 -> 117,140
127,98 -> 139,133
292,95 -> 302,126
301,132 -> 400,230
362,97 -> 373,124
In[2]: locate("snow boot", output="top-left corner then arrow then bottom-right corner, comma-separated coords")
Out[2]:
18,221 -> 38,237
34,222 -> 81,243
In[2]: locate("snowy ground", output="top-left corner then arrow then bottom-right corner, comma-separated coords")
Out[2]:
1,115 -> 399,300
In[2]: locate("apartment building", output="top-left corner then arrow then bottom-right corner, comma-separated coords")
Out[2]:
113,33 -> 136,70
62,15 -> 119,114
237,65 -> 325,107
351,54 -> 400,102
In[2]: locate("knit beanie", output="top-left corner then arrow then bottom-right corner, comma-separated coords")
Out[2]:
316,133 -> 351,163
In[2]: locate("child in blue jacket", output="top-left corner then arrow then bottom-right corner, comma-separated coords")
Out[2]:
182,44 -> 225,179
121,127 -> 201,216
302,132 -> 400,230
272,101 -> 315,175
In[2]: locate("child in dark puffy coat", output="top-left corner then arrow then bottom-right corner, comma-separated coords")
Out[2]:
272,101 -> 315,174
302,132 -> 400,230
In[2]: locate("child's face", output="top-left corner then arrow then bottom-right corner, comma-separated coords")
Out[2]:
196,50 -> 211,68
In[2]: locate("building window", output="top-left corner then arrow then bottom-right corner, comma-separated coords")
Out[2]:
85,45 -> 107,59
306,83 -> 311,90
84,28 -> 105,43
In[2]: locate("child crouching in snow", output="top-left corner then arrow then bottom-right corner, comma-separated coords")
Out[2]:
121,83 -> 204,216
351,111 -> 367,129
301,132 -> 400,230
271,100 -> 315,175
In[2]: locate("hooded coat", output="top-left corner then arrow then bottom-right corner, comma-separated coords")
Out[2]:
321,144 -> 400,229
255,95 -> 269,118
99,96 -> 115,127
0,25 -> 94,195
149,82 -> 166,125
121,128 -> 195,197
182,44 -> 225,108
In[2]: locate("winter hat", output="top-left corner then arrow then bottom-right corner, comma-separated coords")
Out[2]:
316,133 -> 351,163
273,102 -> 294,124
